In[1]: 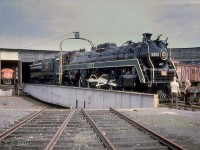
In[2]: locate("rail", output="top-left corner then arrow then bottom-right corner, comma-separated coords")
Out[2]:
0,108 -> 46,141
0,108 -> 190,149
81,108 -> 116,150
110,107 -> 186,150
44,109 -> 76,150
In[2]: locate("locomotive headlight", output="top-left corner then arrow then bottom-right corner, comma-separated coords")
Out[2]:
160,50 -> 168,60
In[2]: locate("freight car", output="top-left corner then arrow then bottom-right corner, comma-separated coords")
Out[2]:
174,62 -> 200,103
175,63 -> 200,86
30,33 -> 176,99
1,68 -> 14,84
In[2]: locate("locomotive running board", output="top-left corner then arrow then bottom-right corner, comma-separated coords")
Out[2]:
63,59 -> 145,83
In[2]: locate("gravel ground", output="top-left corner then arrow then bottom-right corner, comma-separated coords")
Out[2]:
0,96 -> 44,110
0,96 -> 46,133
0,110 -> 33,133
122,108 -> 200,150
0,95 -> 64,133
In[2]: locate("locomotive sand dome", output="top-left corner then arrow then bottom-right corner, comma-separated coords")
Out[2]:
30,33 -> 176,100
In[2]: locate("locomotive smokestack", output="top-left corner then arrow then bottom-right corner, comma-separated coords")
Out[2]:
142,33 -> 152,43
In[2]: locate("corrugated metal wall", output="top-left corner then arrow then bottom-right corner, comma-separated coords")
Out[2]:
0,48 -> 57,62
19,51 -> 57,62
172,48 -> 200,62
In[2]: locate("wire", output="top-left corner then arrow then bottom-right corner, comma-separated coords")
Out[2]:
20,33 -> 73,49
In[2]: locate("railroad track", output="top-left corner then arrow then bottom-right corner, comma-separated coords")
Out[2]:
0,108 -> 186,150
159,101 -> 200,111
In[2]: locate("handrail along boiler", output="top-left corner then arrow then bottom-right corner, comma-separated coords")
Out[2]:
30,33 -> 176,97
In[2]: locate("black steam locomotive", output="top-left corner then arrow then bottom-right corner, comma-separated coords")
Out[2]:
30,33 -> 176,95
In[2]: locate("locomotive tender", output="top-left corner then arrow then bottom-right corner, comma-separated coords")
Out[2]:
30,33 -> 176,94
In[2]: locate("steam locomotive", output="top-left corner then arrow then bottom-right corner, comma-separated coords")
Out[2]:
30,33 -> 176,95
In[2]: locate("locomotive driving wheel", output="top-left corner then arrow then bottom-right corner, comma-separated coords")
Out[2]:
87,74 -> 98,88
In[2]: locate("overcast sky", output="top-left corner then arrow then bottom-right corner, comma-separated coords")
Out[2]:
0,0 -> 200,51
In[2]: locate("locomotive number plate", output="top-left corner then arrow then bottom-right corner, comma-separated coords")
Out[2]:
151,53 -> 159,57
87,63 -> 94,68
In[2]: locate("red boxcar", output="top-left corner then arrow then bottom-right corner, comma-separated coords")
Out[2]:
1,68 -> 14,84
175,63 -> 200,86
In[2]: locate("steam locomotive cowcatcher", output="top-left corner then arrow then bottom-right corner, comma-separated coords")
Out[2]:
30,33 -> 176,98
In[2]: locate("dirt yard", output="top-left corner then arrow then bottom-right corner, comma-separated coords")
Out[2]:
0,95 -> 64,109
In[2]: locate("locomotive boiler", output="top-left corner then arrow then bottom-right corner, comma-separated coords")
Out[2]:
30,33 -> 176,95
